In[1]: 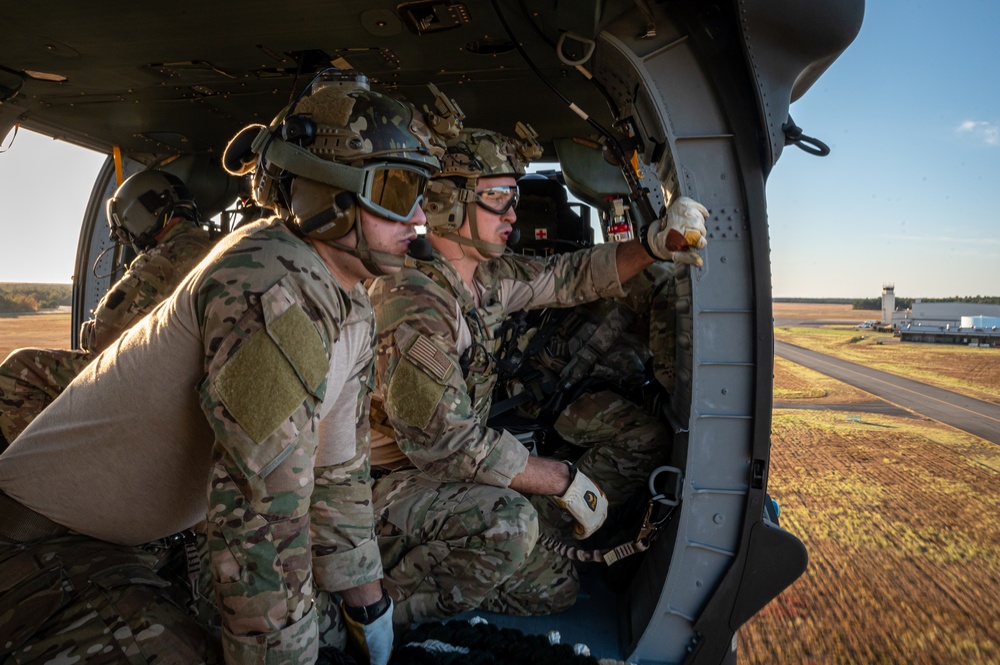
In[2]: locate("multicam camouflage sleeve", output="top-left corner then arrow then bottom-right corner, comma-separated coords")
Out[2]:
311,340 -> 383,593
194,244 -> 343,663
371,270 -> 529,488
370,245 -> 629,488
80,225 -> 213,354
485,243 -> 625,313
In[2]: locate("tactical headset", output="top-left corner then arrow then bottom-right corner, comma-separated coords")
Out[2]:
106,170 -> 199,252
223,69 -> 446,273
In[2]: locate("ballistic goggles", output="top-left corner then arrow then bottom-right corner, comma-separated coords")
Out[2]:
475,185 -> 519,215
356,163 -> 430,223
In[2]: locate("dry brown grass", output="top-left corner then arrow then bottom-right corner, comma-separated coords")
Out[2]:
0,312 -> 72,359
739,409 -> 1000,664
743,303 -> 1000,663
773,301 -> 876,322
774,324 -> 1000,404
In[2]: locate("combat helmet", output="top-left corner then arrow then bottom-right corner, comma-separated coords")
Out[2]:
223,69 -> 445,274
424,123 -> 542,258
106,169 -> 199,252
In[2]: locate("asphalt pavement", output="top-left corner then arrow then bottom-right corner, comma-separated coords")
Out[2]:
774,340 -> 1000,446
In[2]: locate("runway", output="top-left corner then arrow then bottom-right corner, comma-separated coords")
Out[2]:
774,340 -> 1000,445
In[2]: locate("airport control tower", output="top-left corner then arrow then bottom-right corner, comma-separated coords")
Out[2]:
882,283 -> 895,326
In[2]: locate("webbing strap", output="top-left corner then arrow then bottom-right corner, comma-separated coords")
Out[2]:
558,305 -> 634,387
181,531 -> 202,616
538,497 -> 671,566
252,129 -> 367,193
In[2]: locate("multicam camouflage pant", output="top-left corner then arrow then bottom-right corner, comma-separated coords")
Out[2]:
0,534 -> 222,665
374,389 -> 669,624
373,471 -> 560,624
0,348 -> 92,445
184,523 -> 350,656
533,389 -> 671,533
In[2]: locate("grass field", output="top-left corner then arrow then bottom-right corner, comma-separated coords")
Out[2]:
746,303 -> 1000,663
739,409 -> 1000,664
2,307 -> 998,663
0,311 -> 71,359
773,303 -> 1000,405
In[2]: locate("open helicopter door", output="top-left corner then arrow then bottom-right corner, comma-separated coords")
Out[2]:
582,1 -> 862,662
482,1 -> 863,663
72,154 -> 240,347
70,156 -> 143,349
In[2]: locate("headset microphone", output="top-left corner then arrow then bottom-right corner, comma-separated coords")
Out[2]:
507,228 -> 521,247
407,236 -> 434,260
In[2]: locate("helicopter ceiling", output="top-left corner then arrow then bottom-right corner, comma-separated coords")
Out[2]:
0,0 -> 617,161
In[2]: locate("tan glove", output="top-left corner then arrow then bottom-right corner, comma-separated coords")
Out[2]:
553,464 -> 608,539
644,196 -> 709,266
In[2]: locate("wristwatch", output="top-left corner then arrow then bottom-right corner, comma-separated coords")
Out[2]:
344,587 -> 392,625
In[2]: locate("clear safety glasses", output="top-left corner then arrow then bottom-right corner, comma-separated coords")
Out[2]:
475,185 -> 519,215
356,163 -> 431,223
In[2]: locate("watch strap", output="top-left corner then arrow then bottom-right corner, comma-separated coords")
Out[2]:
344,587 -> 391,625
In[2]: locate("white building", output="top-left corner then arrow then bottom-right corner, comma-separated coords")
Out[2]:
890,299 -> 1000,347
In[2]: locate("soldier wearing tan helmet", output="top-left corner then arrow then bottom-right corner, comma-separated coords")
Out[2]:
0,70 -> 444,665
367,124 -> 710,623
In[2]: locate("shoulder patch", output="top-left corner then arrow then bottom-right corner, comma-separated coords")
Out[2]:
215,328 -> 308,444
266,302 -> 329,395
408,334 -> 452,382
387,358 -> 446,431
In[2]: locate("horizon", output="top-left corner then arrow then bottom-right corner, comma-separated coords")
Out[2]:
3,280 -> 997,306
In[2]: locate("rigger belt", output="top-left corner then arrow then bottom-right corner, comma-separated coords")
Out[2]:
0,489 -> 69,542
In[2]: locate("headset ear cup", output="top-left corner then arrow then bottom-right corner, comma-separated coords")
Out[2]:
296,191 -> 357,240
424,180 -> 465,234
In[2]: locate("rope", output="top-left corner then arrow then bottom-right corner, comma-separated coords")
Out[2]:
391,619 -> 601,665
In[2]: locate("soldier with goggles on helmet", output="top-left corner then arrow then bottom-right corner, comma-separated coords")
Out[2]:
367,124 -> 710,623
0,70 -> 443,665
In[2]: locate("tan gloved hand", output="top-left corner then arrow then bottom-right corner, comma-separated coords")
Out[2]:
553,464 -> 608,539
644,196 -> 709,266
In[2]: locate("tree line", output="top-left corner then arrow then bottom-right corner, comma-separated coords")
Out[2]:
0,283 -> 72,313
773,297 -> 1000,310
850,296 -> 1000,311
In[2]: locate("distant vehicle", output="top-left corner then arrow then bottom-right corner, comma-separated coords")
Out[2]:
858,320 -> 876,328
0,1 -> 864,662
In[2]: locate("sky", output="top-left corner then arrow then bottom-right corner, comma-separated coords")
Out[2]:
1,1 -> 998,300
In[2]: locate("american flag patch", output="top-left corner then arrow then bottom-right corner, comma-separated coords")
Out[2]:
408,335 -> 452,381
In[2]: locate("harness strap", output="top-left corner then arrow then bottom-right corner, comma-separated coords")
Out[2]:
180,531 -> 202,617
538,497 -> 672,566
558,304 -> 634,388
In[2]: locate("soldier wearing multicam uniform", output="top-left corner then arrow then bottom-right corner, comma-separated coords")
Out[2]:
0,170 -> 214,448
368,126 -> 711,623
489,269 -> 680,538
0,70 -> 443,665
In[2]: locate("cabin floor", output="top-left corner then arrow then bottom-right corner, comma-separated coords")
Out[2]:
449,568 -> 626,660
